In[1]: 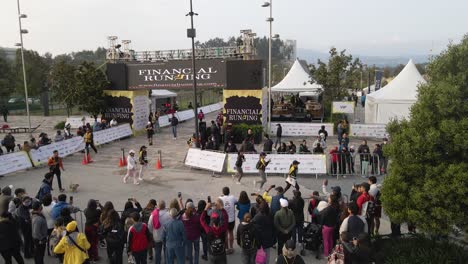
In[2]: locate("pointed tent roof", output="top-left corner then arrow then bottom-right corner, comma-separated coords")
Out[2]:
271,59 -> 322,92
367,59 -> 426,103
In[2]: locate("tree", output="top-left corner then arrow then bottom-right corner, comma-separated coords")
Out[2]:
14,49 -> 49,97
310,48 -> 362,110
382,35 -> 468,235
0,50 -> 15,103
49,60 -> 77,116
74,62 -> 109,119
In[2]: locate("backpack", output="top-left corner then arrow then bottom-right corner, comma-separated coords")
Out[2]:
240,225 -> 255,250
49,226 -> 65,257
210,235 -> 226,256
151,209 -> 161,229
373,190 -> 382,206
129,224 -> 149,252
105,224 -> 124,246
365,200 -> 376,219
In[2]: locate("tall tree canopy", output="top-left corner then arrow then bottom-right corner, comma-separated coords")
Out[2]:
49,60 -> 78,116
382,35 -> 468,235
74,62 -> 109,119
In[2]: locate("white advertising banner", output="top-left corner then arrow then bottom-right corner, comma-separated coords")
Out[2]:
93,124 -> 133,145
177,110 -> 195,122
350,124 -> 388,138
133,95 -> 150,131
159,115 -> 171,127
30,137 -> 85,166
227,153 -> 327,174
269,123 -> 334,137
332,101 -> 355,114
184,148 -> 226,172
65,117 -> 101,129
0,151 -> 33,175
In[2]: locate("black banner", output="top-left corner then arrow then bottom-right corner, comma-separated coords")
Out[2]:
127,59 -> 226,90
102,96 -> 133,126
224,92 -> 262,125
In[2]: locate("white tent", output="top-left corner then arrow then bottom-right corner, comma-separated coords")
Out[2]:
271,59 -> 322,92
365,59 -> 426,124
151,89 -> 177,99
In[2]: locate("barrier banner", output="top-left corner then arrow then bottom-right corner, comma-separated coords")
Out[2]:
269,123 -> 334,137
65,117 -> 101,129
227,153 -> 327,174
176,110 -> 195,122
332,101 -> 355,114
0,151 -> 33,175
350,124 -> 387,138
30,137 -> 85,166
185,148 -> 226,172
94,124 -> 133,145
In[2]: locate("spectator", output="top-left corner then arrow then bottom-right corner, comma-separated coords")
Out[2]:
32,201 -> 48,264
261,185 -> 284,216
276,240 -> 306,264
313,135 -> 326,150
41,194 -> 55,256
356,183 -> 372,216
146,122 -> 154,146
313,143 -> 324,154
358,140 -> 370,176
16,196 -> 34,258
110,118 -> 118,127
274,198 -> 295,256
200,202 -> 228,264
197,110 -> 204,122
368,176 -> 382,235
219,187 -> 237,254
329,146 -> 339,175
54,221 -> 91,264
236,213 -> 257,264
236,191 -> 251,224
141,199 -> 156,226
54,130 -> 65,142
225,141 -> 238,153
35,172 -> 53,201
289,190 -> 305,244
263,134 -> 273,152
251,201 -> 275,264
148,200 -> 173,264
277,142 -> 288,153
349,145 -> 356,174
341,232 -> 371,263
182,202 -> 201,264
127,212 -> 152,264
51,194 -> 71,220
164,208 -> 186,264
101,209 -> 124,264
319,195 -> 340,257
196,200 -> 209,261
372,144 -> 383,175
84,199 -> 102,261
274,124 -> 282,149
0,196 -> 24,264
307,191 -> 321,224
340,133 -> 349,150
3,132 -> 15,153
318,125 -> 328,141
169,114 -> 179,140
39,133 -> 52,146
339,203 -> 367,238
299,140 -> 311,153
287,141 -> 296,154
120,198 -> 142,227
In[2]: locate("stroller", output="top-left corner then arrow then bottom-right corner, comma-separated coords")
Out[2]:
301,222 -> 322,259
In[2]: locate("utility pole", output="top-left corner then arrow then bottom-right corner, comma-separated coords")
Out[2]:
187,0 -> 199,139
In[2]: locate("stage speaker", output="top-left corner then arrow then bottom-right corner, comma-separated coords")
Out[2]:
106,63 -> 128,90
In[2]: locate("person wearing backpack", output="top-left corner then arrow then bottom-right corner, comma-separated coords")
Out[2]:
251,200 -> 275,264
200,202 -> 227,264
289,190 -> 305,244
148,200 -> 173,264
127,212 -> 152,264
53,220 -> 91,264
368,176 -> 382,235
356,183 -> 374,235
236,213 -> 257,264
307,191 -> 320,224
101,209 -> 124,264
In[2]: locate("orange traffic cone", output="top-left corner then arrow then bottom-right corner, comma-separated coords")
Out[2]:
82,154 -> 88,165
87,153 -> 93,163
119,158 -> 124,167
156,158 -> 162,169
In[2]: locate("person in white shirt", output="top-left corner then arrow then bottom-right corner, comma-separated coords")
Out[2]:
148,200 -> 172,264
339,203 -> 368,238
368,176 -> 382,235
123,150 -> 139,185
110,118 -> 118,127
219,187 -> 238,254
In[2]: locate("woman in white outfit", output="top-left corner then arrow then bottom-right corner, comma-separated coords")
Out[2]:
123,149 -> 139,185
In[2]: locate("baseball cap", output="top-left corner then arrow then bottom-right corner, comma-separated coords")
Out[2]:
292,160 -> 300,165
129,150 -> 135,154
260,152 -> 267,156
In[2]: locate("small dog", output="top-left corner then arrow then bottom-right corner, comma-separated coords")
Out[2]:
69,183 -> 80,192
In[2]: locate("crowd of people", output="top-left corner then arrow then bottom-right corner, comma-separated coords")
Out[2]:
0,170 -> 388,264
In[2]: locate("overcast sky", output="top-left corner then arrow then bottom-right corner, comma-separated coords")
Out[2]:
1,0 -> 467,57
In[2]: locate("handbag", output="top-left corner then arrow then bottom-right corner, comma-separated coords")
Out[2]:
285,175 -> 296,186
127,254 -> 136,264
255,246 -> 267,264
66,234 -> 90,264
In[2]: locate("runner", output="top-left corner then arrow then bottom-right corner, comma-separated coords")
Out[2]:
146,122 -> 154,146
138,146 -> 148,181
123,150 -> 139,185
284,160 -> 300,194
233,151 -> 245,184
254,152 -> 271,191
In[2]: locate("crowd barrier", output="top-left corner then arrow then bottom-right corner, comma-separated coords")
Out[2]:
328,152 -> 386,178
0,124 -> 133,175
349,124 -> 388,138
269,122 -> 335,137
160,102 -> 223,128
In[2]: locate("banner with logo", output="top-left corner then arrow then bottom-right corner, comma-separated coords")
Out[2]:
65,117 -> 101,129
332,101 -> 355,114
30,137 -> 85,166
127,59 -> 226,90
94,124 -> 133,145
269,123 -> 334,136
374,70 -> 384,91
223,90 -> 263,125
184,148 -> 226,172
0,151 -> 33,175
226,153 -> 327,174
350,124 -> 387,138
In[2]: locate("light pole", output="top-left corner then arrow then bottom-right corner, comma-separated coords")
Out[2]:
262,0 -> 274,133
16,0 -> 31,134
187,0 -> 199,140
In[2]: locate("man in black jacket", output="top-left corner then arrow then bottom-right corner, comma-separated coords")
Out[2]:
263,134 -> 273,152
289,190 -> 305,244
0,196 -> 24,264
274,124 -> 282,149
169,114 -> 179,139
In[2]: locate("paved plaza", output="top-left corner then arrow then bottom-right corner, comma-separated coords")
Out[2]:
1,112 -> 398,264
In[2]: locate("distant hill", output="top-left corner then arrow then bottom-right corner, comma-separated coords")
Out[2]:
297,48 -> 429,67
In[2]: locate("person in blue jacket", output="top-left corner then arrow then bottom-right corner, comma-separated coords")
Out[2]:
51,194 -> 71,220
236,191 -> 251,223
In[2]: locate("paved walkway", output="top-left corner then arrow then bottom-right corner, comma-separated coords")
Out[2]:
1,112 -> 397,264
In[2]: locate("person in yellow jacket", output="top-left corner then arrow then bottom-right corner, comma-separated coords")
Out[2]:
83,128 -> 98,154
54,221 -> 91,264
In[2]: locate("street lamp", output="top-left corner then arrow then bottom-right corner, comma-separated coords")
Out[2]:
262,0 -> 275,133
16,0 -> 31,134
186,0 -> 199,140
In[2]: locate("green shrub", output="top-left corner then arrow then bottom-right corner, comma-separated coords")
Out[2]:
54,121 -> 66,130
372,234 -> 468,264
230,124 -> 263,144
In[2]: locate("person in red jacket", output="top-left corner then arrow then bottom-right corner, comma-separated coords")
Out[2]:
127,212 -> 152,264
200,202 -> 228,264
329,146 -> 339,175
356,183 -> 372,215
47,150 -> 65,192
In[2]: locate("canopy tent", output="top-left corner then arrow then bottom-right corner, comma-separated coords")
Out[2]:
365,59 -> 426,124
151,89 -> 177,99
271,59 -> 322,93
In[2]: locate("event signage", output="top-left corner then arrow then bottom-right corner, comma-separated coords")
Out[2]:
332,101 -> 355,114
103,95 -> 134,127
0,151 -> 33,175
30,137 -> 85,166
93,124 -> 133,145
133,95 -> 150,131
350,124 -> 387,138
65,117 -> 101,129
227,154 -> 327,174
223,90 -> 263,125
374,70 -> 384,91
269,123 -> 334,137
127,59 -> 226,90
184,148 -> 226,172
